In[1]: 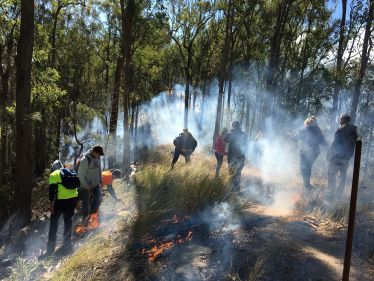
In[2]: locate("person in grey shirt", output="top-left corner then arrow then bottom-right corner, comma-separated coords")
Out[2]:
327,114 -> 358,194
78,146 -> 104,220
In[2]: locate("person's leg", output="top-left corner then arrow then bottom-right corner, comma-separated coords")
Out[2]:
171,149 -> 181,168
47,201 -> 62,254
90,185 -> 102,214
215,152 -> 223,176
328,160 -> 338,192
62,198 -> 76,250
230,158 -> 244,191
300,153 -> 311,190
106,184 -> 117,200
233,159 -> 244,191
79,188 -> 90,219
184,151 -> 191,163
338,160 -> 349,192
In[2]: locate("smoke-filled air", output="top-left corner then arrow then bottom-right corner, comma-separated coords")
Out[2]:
1,0 -> 374,280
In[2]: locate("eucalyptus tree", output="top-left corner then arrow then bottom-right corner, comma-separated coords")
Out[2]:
15,0 -> 34,228
168,0 -> 214,129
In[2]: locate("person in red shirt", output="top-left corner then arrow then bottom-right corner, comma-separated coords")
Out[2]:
213,127 -> 228,177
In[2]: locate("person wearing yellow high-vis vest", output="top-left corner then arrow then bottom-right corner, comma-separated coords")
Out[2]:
43,160 -> 79,258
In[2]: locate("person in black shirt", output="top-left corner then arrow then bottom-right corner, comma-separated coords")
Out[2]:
224,121 -> 248,191
327,114 -> 358,193
171,129 -> 197,169
298,116 -> 328,191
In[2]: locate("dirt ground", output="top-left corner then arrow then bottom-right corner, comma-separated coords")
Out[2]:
1,162 -> 373,281
92,180 -> 374,281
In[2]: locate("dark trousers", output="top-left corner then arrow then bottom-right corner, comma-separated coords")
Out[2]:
80,186 -> 102,219
215,152 -> 224,176
228,157 -> 245,191
328,159 -> 349,193
47,198 -> 77,253
300,152 -> 318,190
172,149 -> 191,164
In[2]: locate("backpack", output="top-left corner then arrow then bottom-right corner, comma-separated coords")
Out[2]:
60,168 -> 80,189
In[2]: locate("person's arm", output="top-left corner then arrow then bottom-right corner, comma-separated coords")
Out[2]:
78,158 -> 90,190
317,127 -> 328,146
353,127 -> 358,142
224,133 -> 231,143
99,160 -> 102,186
192,137 -> 197,151
49,184 -> 57,202
48,173 -> 58,214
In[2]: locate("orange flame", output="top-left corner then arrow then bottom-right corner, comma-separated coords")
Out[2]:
141,231 -> 194,262
74,212 -> 100,235
87,212 -> 100,230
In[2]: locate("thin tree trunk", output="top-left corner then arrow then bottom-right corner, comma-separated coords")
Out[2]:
245,92 -> 250,134
121,0 -> 136,173
213,0 -> 233,142
15,0 -> 34,229
50,5 -> 62,68
332,0 -> 347,116
0,34 -> 13,185
350,0 -> 373,123
264,0 -> 291,120
108,56 -> 124,168
184,52 -> 192,129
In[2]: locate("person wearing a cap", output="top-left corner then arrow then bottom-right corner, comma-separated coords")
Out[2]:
171,128 -> 197,169
298,116 -> 328,191
78,146 -> 104,220
40,160 -> 79,258
327,114 -> 358,194
224,121 -> 248,191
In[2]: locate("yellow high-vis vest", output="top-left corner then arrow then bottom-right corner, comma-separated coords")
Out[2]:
49,170 -> 78,200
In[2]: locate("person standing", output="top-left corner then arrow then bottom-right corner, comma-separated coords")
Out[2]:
327,114 -> 358,194
78,146 -> 104,220
298,116 -> 328,191
171,129 -> 197,169
213,127 -> 228,177
101,169 -> 122,201
224,121 -> 248,191
41,160 -> 79,258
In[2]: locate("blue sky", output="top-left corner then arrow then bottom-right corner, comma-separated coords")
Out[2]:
328,0 -> 354,20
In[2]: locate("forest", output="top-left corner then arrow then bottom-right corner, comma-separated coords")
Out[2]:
0,0 -> 374,280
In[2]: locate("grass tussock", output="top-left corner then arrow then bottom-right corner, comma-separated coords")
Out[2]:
132,158 -> 230,238
50,234 -> 113,281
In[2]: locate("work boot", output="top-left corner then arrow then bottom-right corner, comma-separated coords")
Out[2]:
55,242 -> 73,257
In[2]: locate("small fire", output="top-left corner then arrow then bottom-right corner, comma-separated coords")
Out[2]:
162,214 -> 190,225
141,230 -> 194,262
74,212 -> 100,235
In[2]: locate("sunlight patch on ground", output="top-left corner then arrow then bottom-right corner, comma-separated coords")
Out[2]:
302,245 -> 343,278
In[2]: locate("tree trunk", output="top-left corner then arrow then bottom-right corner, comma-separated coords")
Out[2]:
332,0 -> 347,116
350,0 -> 373,123
50,5 -> 61,68
15,0 -> 34,229
121,0 -> 136,173
0,34 -> 13,185
245,92 -> 250,134
213,0 -> 233,142
264,0 -> 291,120
184,51 -> 192,129
108,56 -> 124,168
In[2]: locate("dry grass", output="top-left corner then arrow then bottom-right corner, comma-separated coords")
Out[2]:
48,148 -> 230,280
130,153 -> 230,239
